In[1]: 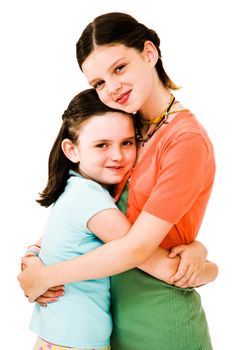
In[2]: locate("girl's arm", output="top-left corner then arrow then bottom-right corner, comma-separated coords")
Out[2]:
84,207 -> 217,286
21,240 -> 42,272
23,209 -> 212,288
22,238 -> 65,304
139,242 -> 218,288
24,240 -> 42,257
21,215 -> 179,287
22,212 -> 177,287
18,209 -> 217,301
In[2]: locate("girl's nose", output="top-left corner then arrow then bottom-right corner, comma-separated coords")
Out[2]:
110,147 -> 123,161
107,79 -> 121,95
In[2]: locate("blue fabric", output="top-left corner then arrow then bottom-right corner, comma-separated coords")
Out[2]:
30,170 -> 117,348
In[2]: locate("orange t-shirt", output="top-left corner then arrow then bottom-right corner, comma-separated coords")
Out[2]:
115,111 -> 216,250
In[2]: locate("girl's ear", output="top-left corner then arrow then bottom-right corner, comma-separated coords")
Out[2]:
143,40 -> 159,66
61,139 -> 79,163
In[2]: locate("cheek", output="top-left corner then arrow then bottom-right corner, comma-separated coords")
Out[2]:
89,154 -> 105,166
97,90 -> 115,109
128,148 -> 137,164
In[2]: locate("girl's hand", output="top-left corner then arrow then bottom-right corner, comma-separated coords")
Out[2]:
17,257 -> 49,302
169,241 -> 207,287
19,257 -> 64,306
21,255 -> 44,271
36,286 -> 65,307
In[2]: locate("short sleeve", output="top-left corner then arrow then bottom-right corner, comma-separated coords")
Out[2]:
70,180 -> 118,229
143,133 -> 210,223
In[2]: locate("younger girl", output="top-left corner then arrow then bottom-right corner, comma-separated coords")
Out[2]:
28,88 -> 136,350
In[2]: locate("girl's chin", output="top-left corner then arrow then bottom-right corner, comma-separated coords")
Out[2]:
102,176 -> 125,186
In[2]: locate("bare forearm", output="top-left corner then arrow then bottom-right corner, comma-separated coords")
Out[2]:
138,247 -> 180,284
138,247 -> 218,287
196,261 -> 218,286
43,214 -> 172,288
18,212 -> 172,300
42,236 -> 149,288
38,249 -> 217,293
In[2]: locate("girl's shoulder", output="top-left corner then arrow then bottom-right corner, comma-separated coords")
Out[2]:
160,110 -> 211,146
60,171 -> 112,209
68,170 -> 107,193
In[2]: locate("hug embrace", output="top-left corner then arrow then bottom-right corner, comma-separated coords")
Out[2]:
18,12 -> 217,350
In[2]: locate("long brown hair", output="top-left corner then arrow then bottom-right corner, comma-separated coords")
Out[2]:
37,88 -> 133,207
76,12 -> 179,91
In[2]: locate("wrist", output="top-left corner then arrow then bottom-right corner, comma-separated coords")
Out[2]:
192,241 -> 208,258
34,264 -> 51,293
197,262 -> 218,286
25,244 -> 41,257
42,264 -> 57,290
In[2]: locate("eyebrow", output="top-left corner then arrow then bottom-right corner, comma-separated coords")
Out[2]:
92,136 -> 135,144
88,57 -> 126,86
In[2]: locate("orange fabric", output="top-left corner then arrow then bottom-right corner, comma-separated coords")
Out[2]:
115,111 -> 216,249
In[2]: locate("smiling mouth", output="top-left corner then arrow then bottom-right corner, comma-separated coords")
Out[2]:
115,90 -> 131,105
106,166 -> 124,171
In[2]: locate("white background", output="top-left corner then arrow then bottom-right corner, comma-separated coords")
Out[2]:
1,0 -> 232,349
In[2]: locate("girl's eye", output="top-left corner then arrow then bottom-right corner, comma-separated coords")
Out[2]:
115,65 -> 125,73
122,140 -> 135,147
96,143 -> 108,149
94,80 -> 104,90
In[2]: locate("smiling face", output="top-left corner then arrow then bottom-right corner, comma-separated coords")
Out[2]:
82,43 -> 158,115
66,112 -> 136,186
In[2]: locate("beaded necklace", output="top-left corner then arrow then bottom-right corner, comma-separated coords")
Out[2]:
136,95 -> 187,146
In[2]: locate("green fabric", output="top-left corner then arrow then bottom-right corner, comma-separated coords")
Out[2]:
110,187 -> 212,350
116,182 -> 128,215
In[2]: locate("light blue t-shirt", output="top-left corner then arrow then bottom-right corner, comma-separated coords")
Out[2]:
30,170 -> 117,348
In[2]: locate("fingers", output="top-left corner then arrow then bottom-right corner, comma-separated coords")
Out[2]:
36,296 -> 58,306
168,245 -> 186,258
38,302 -> 47,307
21,257 -> 28,268
41,289 -> 64,298
34,286 -> 65,306
173,268 -> 202,288
23,292 -> 35,303
48,286 -> 65,292
21,262 -> 25,272
170,262 -> 202,287
172,264 -> 195,286
26,294 -> 60,304
185,271 -> 200,287
21,256 -> 43,269
174,273 -> 194,287
169,262 -> 189,283
21,256 -> 34,269
28,296 -> 35,303
169,241 -> 207,288
23,292 -> 62,307
21,253 -> 38,271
